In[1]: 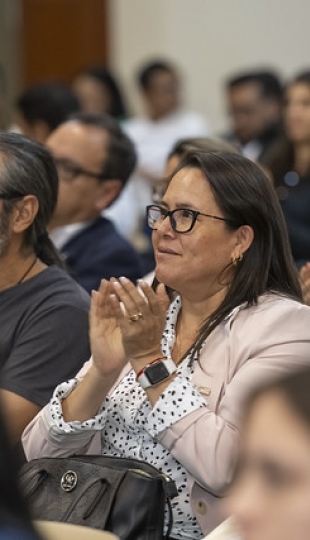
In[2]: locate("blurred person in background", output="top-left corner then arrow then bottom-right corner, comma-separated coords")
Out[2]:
164,136 -> 241,189
0,133 -> 90,447
105,59 -> 209,247
224,70 -> 283,162
262,71 -> 310,272
47,112 -> 142,294
13,81 -> 80,143
72,65 -> 128,120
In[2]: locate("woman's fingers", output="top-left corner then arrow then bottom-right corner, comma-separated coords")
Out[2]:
108,293 -> 127,322
110,276 -> 170,319
138,280 -> 170,316
111,277 -> 147,318
90,289 -> 100,327
90,279 -> 118,326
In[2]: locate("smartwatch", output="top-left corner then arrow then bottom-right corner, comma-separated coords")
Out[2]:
136,357 -> 177,389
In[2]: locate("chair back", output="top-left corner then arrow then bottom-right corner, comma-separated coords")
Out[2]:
34,520 -> 119,540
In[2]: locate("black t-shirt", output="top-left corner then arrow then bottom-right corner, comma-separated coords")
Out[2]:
0,266 -> 91,407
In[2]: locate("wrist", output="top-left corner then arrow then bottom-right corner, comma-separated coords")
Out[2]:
89,363 -> 121,388
136,357 -> 177,390
136,357 -> 167,379
130,350 -> 164,370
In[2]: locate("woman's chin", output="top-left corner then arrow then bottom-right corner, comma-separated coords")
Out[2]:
154,267 -> 177,290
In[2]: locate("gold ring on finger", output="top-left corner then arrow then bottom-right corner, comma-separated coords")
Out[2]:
129,311 -> 143,322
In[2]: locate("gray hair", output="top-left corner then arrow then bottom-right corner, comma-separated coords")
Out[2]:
0,132 -> 65,267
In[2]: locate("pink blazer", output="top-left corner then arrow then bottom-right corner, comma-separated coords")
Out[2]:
22,294 -> 310,535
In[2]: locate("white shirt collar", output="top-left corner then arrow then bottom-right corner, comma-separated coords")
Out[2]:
50,221 -> 92,250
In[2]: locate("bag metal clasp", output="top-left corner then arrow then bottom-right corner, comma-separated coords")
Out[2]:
61,470 -> 78,492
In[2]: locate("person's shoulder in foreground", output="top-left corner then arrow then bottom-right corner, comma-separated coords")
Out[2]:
0,526 -> 41,540
0,387 -> 43,539
0,265 -> 90,409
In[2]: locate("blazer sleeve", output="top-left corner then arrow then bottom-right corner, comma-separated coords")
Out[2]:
22,361 -> 131,461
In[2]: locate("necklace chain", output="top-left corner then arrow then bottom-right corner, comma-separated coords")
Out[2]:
17,256 -> 38,285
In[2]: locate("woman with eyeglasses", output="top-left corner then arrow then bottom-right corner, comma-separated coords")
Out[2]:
22,151 -> 310,539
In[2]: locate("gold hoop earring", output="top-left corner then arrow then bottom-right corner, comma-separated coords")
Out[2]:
231,253 -> 243,267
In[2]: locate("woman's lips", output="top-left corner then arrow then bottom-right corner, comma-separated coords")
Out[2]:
156,247 -> 179,257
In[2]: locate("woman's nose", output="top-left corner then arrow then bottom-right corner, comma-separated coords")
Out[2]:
156,215 -> 175,235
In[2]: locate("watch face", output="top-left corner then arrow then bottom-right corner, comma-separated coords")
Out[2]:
145,361 -> 170,385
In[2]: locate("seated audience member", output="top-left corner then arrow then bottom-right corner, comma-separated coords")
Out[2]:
23,152 -> 310,538
72,65 -> 128,120
219,366 -> 310,540
0,404 -> 41,539
224,70 -> 283,161
47,112 -> 142,294
0,133 -> 90,446
262,71 -> 310,269
13,81 -> 80,143
105,59 -> 209,243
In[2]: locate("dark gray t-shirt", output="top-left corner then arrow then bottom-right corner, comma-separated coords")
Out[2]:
0,266 -> 91,407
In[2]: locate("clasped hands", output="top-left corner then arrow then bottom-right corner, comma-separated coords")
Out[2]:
90,277 -> 170,380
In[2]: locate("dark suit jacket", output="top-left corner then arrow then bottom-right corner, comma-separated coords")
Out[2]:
61,217 -> 143,294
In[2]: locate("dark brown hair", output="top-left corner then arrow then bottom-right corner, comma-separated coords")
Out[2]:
261,70 -> 310,183
154,151 -> 302,365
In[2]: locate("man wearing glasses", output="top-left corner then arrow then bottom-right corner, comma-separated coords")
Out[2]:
47,112 -> 143,294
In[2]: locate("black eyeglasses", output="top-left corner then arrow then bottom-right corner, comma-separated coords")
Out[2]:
54,157 -> 108,183
146,204 -> 230,234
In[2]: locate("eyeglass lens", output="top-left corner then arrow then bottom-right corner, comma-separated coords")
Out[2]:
54,159 -> 80,182
148,206 -> 194,233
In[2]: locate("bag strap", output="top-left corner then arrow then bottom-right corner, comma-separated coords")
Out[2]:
62,477 -> 109,522
164,496 -> 174,540
73,455 -> 178,538
19,467 -> 48,498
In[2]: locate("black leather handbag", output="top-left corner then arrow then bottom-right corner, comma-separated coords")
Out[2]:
19,455 -> 178,540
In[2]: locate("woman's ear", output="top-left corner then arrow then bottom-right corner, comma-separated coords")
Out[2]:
11,195 -> 39,233
235,225 -> 254,255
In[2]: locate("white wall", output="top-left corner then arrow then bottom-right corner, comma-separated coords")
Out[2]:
109,0 -> 310,133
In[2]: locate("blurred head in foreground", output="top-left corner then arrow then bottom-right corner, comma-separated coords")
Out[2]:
229,366 -> 310,540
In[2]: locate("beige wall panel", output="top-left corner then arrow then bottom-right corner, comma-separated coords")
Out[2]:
109,0 -> 310,132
